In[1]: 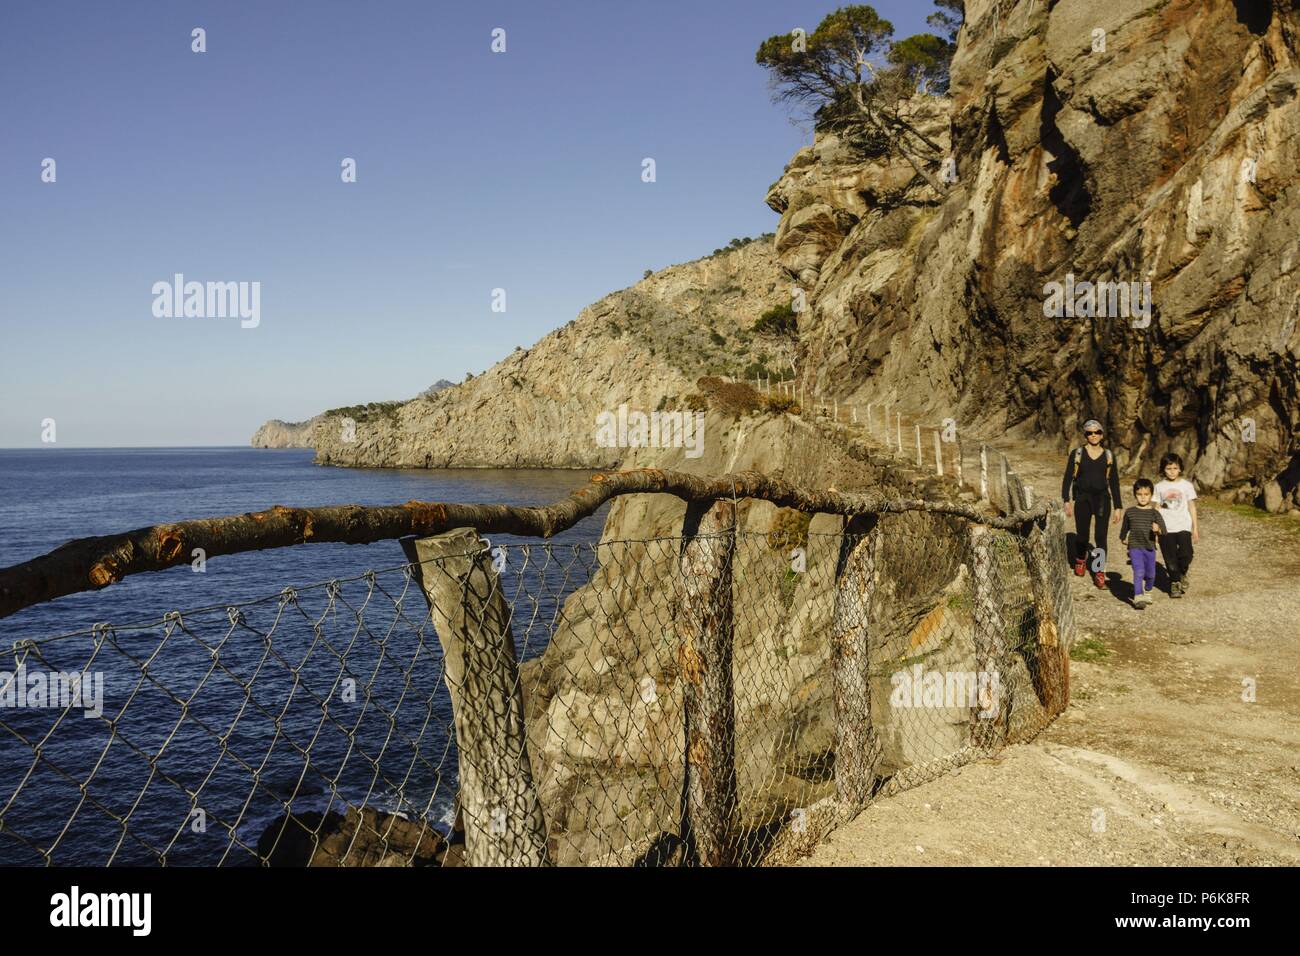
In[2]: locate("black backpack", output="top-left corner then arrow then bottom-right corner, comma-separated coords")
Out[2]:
1072,446 -> 1113,481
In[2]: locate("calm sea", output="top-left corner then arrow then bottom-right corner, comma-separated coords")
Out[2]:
0,448 -> 610,865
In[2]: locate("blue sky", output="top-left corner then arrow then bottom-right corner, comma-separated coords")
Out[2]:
0,0 -> 939,447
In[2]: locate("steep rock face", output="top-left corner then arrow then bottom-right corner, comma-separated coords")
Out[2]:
250,416 -> 321,449
771,0 -> 1300,501
308,242 -> 791,469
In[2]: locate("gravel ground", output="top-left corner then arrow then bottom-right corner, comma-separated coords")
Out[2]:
799,439 -> 1300,866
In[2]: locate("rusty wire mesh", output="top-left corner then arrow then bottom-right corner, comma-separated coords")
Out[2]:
0,510 -> 1071,867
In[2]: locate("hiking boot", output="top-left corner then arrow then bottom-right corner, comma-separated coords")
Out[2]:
1074,557 -> 1087,577
1171,580 -> 1184,598
1093,571 -> 1107,589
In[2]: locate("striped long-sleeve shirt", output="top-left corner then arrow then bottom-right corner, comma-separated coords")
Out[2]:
1120,506 -> 1167,550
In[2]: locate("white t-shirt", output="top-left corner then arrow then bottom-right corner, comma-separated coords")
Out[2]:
1154,478 -> 1197,534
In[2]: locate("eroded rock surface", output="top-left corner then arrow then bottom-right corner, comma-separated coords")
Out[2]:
774,0 -> 1299,500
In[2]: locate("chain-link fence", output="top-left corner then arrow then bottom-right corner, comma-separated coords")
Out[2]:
0,494 -> 1074,867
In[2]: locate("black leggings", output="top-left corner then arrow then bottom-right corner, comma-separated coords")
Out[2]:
1160,530 -> 1194,581
1074,492 -> 1111,565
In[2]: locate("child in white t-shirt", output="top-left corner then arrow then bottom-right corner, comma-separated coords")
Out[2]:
1154,453 -> 1199,598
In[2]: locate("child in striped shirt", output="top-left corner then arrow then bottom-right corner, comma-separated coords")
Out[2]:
1120,479 -> 1167,609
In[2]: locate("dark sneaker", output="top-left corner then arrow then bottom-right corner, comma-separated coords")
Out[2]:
1171,581 -> 1184,598
1074,558 -> 1087,577
1093,572 -> 1107,589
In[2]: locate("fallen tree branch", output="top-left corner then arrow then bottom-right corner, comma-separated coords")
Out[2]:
0,468 -> 1048,620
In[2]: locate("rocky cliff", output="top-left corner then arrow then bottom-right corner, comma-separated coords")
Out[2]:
251,416 -> 322,449
305,241 -> 792,469
771,0 -> 1299,506
253,0 -> 1298,509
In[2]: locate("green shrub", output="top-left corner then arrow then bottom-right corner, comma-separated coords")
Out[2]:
753,302 -> 798,337
767,508 -> 812,552
323,400 -> 403,422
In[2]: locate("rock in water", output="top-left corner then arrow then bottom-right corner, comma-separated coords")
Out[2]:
255,807 -> 458,867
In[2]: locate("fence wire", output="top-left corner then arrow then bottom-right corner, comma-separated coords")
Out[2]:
0,510 -> 1071,867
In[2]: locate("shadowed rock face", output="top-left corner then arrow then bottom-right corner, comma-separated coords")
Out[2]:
771,0 -> 1299,500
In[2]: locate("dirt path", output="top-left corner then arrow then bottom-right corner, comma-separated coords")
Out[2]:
800,433 -> 1300,866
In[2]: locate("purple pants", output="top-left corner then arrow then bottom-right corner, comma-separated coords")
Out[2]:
1130,548 -> 1157,596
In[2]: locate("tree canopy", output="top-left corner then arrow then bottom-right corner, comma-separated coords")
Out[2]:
756,3 -> 965,194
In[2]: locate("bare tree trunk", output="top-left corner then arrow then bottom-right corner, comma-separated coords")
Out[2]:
832,515 -> 883,805
678,500 -> 738,866
850,85 -> 947,195
402,529 -> 550,867
1018,507 -> 1075,717
967,526 -> 1010,750
1,467 -> 1047,619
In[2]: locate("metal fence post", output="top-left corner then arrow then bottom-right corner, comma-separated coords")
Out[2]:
402,529 -> 551,867
678,499 -> 738,866
933,429 -> 944,476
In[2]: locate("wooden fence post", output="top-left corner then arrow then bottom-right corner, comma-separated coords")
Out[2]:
956,437 -> 965,490
1017,508 -> 1074,717
401,529 -> 550,866
895,410 -> 902,451
933,429 -> 944,476
980,444 -> 989,500
679,499 -> 738,866
967,525 -> 1010,750
1009,472 -> 1026,512
1000,455 -> 1011,512
832,515 -> 882,806
914,424 -> 922,466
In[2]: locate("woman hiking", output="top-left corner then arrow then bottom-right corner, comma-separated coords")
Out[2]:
1062,420 -> 1123,588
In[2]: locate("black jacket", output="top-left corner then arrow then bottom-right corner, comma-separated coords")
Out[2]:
1062,447 -> 1122,508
